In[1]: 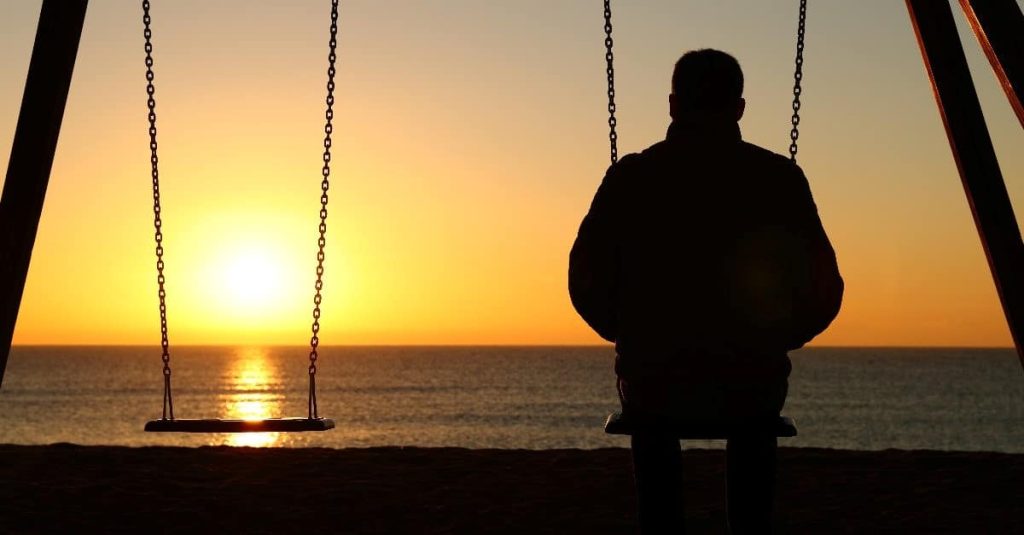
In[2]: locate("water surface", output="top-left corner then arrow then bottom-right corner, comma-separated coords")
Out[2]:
0,346 -> 1021,451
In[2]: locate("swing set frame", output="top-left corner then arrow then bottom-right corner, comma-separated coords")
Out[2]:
1,0 -> 1023,397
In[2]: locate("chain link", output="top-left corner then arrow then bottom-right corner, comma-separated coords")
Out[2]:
308,0 -> 339,420
142,0 -> 173,421
789,0 -> 807,163
603,0 -> 618,165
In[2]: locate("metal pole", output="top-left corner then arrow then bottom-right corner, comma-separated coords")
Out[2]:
0,0 -> 89,387
906,0 -> 1024,370
959,0 -> 1024,129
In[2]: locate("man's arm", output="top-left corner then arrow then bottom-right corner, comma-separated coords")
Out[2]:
568,161 -> 628,342
785,167 -> 844,350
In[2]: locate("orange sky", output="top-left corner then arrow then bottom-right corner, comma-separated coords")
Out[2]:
2,1 -> 1023,346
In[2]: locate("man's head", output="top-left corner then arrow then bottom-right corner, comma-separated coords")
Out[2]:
670,49 -> 745,123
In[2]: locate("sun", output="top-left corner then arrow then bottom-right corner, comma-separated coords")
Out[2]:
220,248 -> 287,311
179,220 -> 315,336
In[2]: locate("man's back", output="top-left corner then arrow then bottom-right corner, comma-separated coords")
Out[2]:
569,119 -> 842,383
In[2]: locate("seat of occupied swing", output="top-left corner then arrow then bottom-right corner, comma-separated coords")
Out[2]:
604,412 -> 798,439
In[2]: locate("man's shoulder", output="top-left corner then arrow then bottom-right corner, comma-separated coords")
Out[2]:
636,139 -> 674,161
606,140 -> 671,176
600,145 -> 660,183
738,141 -> 800,172
630,139 -> 796,164
612,138 -> 804,180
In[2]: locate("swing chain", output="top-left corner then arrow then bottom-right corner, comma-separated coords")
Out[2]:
789,0 -> 807,163
308,0 -> 339,420
142,0 -> 173,420
603,0 -> 618,165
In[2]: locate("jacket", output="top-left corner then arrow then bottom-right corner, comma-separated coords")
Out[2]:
568,120 -> 843,382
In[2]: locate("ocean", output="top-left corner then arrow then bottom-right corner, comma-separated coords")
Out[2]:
0,346 -> 1021,452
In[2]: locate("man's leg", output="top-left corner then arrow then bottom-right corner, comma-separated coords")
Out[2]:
725,434 -> 777,534
631,432 -> 684,534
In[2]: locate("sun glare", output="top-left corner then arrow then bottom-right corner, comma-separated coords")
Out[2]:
222,249 -> 285,310
174,215 -> 315,339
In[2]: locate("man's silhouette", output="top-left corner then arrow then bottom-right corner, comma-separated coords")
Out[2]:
569,49 -> 843,534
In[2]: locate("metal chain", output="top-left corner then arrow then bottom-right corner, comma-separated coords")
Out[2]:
142,0 -> 173,421
603,0 -> 618,165
789,0 -> 807,163
308,0 -> 339,420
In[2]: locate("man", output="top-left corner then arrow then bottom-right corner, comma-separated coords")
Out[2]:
569,49 -> 843,533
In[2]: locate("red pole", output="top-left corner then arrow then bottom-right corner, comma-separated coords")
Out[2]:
959,0 -> 1024,129
905,0 -> 1024,371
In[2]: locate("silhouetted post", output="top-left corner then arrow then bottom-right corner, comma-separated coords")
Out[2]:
959,0 -> 1024,129
906,0 -> 1024,371
0,0 -> 89,388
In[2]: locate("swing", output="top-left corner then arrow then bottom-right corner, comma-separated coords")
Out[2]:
600,0 -> 808,440
142,0 -> 338,433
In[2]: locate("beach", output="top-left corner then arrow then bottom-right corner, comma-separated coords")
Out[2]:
1,445 -> 1020,534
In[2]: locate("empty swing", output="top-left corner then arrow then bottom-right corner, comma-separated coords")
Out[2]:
142,0 -> 338,433
600,0 -> 808,439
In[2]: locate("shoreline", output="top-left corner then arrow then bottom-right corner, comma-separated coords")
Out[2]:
2,445 -> 1020,533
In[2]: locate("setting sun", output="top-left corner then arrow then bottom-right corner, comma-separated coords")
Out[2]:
220,248 -> 285,310
166,211 -> 317,341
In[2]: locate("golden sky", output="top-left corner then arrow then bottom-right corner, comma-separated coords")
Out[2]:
2,1 -> 1023,346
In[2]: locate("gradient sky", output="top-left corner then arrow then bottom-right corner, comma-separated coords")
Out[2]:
2,0 -> 1023,346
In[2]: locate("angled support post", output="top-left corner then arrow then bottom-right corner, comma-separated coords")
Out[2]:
959,0 -> 1024,129
0,0 -> 89,388
906,0 -> 1024,371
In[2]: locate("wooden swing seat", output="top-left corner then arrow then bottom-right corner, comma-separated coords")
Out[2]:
604,412 -> 797,439
144,417 -> 335,433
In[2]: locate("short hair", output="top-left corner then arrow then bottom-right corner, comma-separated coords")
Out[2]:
671,49 -> 744,111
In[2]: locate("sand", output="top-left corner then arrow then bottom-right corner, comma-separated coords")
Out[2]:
0,445 -> 1020,534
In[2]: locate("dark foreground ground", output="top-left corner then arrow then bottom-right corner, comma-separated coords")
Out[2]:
0,445 -> 1020,534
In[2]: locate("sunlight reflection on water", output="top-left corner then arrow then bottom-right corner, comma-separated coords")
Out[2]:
219,347 -> 282,447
